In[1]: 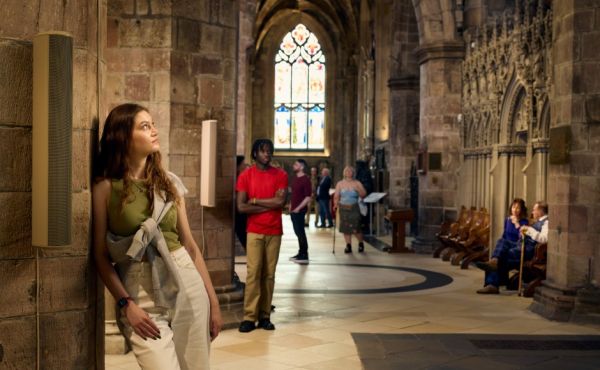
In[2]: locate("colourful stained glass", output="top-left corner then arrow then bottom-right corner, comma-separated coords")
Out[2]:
273,24 -> 326,150
308,105 -> 325,149
274,105 -> 291,149
274,62 -> 291,103
291,58 -> 308,103
291,105 -> 308,149
309,62 -> 325,103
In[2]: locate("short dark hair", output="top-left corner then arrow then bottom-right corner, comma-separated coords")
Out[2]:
251,139 -> 274,160
535,201 -> 548,215
236,155 -> 245,166
296,159 -> 308,171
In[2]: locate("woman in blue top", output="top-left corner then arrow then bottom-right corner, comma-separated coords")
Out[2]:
333,166 -> 367,253
477,198 -> 528,272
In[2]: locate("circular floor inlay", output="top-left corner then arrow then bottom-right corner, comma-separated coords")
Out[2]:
237,262 -> 454,294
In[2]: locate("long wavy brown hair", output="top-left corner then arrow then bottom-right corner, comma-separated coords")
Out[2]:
94,103 -> 177,210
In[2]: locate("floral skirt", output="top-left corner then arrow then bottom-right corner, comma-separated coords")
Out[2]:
338,203 -> 361,234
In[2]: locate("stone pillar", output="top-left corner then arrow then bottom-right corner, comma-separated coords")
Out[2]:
530,0 -> 600,324
411,42 -> 464,253
361,60 -> 375,158
0,0 -> 103,367
388,76 -> 419,208
105,0 -> 243,337
236,0 -> 257,156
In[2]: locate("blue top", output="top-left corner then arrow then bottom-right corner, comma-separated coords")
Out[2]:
339,188 -> 359,205
502,217 -> 528,242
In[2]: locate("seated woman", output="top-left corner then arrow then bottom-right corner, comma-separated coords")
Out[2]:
476,198 -> 528,294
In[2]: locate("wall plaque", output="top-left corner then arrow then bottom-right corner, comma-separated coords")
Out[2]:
549,126 -> 571,165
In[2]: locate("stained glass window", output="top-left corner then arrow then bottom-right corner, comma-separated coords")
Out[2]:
274,24 -> 325,150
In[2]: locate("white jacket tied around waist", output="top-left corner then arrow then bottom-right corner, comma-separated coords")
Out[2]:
105,172 -> 188,309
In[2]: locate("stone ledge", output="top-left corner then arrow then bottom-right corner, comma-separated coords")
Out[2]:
529,281 -> 577,322
415,41 -> 465,65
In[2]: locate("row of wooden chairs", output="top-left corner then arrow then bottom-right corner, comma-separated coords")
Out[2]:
434,206 -> 548,296
433,206 -> 490,269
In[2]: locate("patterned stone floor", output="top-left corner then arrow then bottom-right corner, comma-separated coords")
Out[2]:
106,218 -> 600,369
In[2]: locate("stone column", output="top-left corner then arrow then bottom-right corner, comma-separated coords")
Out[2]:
530,0 -> 600,323
411,42 -> 464,253
388,76 -> 419,208
105,0 -> 243,337
362,60 -> 375,158
0,0 -> 103,367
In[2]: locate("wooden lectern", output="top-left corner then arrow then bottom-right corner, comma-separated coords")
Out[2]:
385,209 -> 414,253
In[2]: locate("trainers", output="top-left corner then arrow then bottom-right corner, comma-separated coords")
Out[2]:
258,318 -> 275,330
344,244 -> 352,253
238,320 -> 256,333
476,285 -> 499,294
358,242 -> 365,253
293,255 -> 309,264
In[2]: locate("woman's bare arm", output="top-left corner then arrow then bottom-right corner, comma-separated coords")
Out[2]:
93,179 -> 160,340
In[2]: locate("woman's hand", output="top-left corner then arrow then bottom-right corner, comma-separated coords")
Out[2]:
209,308 -> 223,341
124,302 -> 161,340
510,215 -> 518,225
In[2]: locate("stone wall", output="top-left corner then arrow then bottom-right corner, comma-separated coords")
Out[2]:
105,0 -> 242,330
531,0 -> 600,323
0,0 -> 102,368
387,0 -> 420,209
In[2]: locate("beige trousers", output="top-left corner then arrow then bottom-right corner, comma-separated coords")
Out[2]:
120,247 -> 211,370
244,232 -> 282,321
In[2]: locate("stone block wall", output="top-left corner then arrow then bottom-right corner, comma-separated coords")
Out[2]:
105,0 -> 239,290
0,0 -> 102,368
530,0 -> 600,323
387,0 -> 420,209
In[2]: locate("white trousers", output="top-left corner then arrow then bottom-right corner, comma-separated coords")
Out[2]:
120,247 -> 211,370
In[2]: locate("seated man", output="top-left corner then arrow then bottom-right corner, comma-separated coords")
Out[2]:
476,201 -> 548,294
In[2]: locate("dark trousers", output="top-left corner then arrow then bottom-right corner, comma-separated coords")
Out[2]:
485,238 -> 534,287
235,211 -> 247,249
290,211 -> 309,257
317,198 -> 333,226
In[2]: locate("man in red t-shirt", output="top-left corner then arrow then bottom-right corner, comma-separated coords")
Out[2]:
235,139 -> 288,332
289,159 -> 312,264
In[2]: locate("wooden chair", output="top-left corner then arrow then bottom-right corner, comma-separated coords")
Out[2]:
508,243 -> 547,297
434,206 -> 467,258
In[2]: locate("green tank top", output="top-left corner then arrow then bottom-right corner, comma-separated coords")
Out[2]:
108,179 -> 183,252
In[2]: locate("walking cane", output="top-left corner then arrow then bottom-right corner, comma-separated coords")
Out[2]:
518,236 -> 526,296
332,207 -> 338,254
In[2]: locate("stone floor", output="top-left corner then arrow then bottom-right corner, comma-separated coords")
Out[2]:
106,219 -> 600,369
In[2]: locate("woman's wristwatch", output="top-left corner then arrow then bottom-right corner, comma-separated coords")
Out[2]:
117,296 -> 133,309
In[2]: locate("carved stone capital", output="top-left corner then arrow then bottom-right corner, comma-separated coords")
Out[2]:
497,143 -> 526,156
463,146 -> 492,157
532,138 -> 550,152
415,41 -> 465,65
388,75 -> 419,91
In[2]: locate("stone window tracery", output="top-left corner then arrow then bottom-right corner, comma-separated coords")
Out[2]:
274,24 -> 326,150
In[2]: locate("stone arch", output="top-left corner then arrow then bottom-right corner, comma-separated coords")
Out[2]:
499,70 -> 527,144
250,1 -> 360,172
411,0 -> 459,44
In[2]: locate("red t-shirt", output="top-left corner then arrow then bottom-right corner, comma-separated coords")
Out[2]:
236,165 -> 288,235
291,174 -> 312,212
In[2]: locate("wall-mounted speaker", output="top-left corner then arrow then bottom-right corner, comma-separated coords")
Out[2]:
32,32 -> 73,247
200,120 -> 217,207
